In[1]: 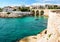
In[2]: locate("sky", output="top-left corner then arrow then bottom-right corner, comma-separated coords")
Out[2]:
0,0 -> 60,7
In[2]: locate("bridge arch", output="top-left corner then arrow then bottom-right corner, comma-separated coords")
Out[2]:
31,9 -> 49,18
32,10 -> 35,14
36,10 -> 39,16
40,10 -> 44,15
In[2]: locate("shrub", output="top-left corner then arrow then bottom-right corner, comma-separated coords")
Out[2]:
13,9 -> 16,11
7,12 -> 10,15
48,34 -> 52,38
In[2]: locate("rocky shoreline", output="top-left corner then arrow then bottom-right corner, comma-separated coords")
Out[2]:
0,11 -> 49,18
0,14 -> 48,18
18,29 -> 47,42
0,12 -> 32,18
0,13 -> 32,18
0,13 -> 22,18
17,10 -> 60,42
18,28 -> 60,42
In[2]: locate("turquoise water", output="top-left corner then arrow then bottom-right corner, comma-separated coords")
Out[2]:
0,16 -> 48,42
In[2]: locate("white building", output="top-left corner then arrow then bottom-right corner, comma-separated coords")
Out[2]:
3,6 -> 14,12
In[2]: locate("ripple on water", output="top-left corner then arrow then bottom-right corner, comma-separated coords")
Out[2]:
0,16 -> 48,42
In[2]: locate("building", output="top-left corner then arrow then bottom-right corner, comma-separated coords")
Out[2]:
3,6 -> 14,12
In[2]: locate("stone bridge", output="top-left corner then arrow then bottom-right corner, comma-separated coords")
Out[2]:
31,9 -> 60,17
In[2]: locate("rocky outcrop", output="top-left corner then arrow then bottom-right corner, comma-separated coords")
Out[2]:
18,29 -> 47,42
8,13 -> 22,17
0,12 -> 23,18
19,36 -> 37,42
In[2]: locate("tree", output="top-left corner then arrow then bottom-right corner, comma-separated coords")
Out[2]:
7,12 -> 10,15
0,8 -> 2,12
20,7 -> 30,12
13,9 -> 17,11
54,5 -> 57,9
18,7 -> 21,11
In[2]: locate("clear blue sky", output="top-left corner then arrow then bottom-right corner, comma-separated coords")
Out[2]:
0,0 -> 60,7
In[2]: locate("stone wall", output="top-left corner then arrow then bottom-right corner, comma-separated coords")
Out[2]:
47,11 -> 60,34
44,9 -> 49,16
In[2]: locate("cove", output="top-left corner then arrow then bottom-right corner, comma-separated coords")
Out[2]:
0,16 -> 48,42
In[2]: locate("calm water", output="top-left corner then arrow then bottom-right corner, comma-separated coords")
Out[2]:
0,16 -> 48,42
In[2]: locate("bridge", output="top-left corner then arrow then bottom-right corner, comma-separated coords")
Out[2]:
30,9 -> 60,19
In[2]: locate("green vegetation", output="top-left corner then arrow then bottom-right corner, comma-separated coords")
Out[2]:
57,7 -> 60,9
7,12 -> 10,15
20,7 -> 30,12
47,5 -> 60,9
46,34 -> 52,40
54,5 -> 57,9
13,7 -> 30,12
13,9 -> 17,11
0,8 -> 3,12
48,34 -> 52,38
18,7 -> 21,11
